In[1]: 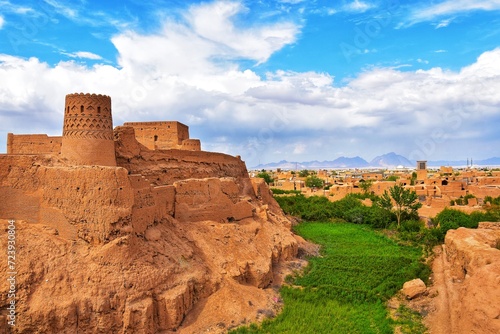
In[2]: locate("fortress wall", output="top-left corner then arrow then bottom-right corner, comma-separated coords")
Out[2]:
0,154 -> 134,243
7,133 -> 62,155
0,155 -> 43,222
128,174 -> 175,234
181,139 -> 201,151
118,149 -> 253,192
123,121 -> 191,150
40,166 -> 134,243
115,126 -> 251,189
173,178 -> 254,223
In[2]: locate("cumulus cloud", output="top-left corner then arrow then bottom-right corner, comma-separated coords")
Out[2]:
0,1 -> 499,166
0,16 -> 4,29
184,1 -> 299,64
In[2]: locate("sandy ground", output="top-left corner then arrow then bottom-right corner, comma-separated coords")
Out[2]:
389,245 -> 458,334
422,245 -> 456,333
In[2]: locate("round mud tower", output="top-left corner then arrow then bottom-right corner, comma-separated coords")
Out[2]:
61,93 -> 116,166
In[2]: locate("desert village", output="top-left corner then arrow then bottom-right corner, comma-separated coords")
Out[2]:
255,161 -> 500,219
0,93 -> 499,334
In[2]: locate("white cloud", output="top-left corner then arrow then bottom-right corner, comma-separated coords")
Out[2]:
293,143 -> 306,154
435,17 -> 454,28
409,0 -> 500,24
343,0 -> 374,13
279,0 -> 305,4
0,16 -> 4,29
0,1 -> 34,15
43,0 -> 78,18
0,1 -> 500,166
184,1 -> 299,64
61,51 -> 103,60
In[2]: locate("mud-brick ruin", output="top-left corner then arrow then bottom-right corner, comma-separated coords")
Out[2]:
0,93 -> 301,333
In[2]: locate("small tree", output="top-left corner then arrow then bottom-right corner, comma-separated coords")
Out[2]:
410,172 -> 417,186
377,184 -> 422,227
386,175 -> 399,182
305,175 -> 324,189
359,180 -> 373,194
299,170 -> 310,177
257,172 -> 273,185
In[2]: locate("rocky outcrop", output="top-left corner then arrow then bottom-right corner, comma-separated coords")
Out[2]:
441,223 -> 500,334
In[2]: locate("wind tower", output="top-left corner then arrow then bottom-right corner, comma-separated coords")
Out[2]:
416,160 -> 427,181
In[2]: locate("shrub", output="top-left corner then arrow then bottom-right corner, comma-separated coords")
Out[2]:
434,208 -> 480,240
463,194 -> 476,205
271,188 -> 301,195
257,172 -> 273,184
400,220 -> 424,233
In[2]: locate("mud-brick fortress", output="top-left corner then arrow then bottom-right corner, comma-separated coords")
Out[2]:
0,93 -> 297,333
0,92 -> 287,245
7,93 -> 201,166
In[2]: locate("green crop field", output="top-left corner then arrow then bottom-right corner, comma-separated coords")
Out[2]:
231,222 -> 427,334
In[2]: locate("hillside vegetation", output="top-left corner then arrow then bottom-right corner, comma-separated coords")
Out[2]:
232,192 -> 500,333
232,222 -> 427,333
275,193 -> 500,247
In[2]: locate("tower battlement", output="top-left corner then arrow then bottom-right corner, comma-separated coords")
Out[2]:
61,93 -> 116,166
63,93 -> 113,140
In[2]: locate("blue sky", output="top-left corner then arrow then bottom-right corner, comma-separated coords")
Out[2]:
1,0 -> 500,167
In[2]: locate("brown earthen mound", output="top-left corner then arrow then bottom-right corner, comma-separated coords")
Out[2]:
0,126 -> 302,333
411,223 -> 500,334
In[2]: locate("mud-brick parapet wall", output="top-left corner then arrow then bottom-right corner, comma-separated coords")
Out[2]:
0,154 -> 133,244
7,133 -> 62,155
115,125 -> 249,186
61,93 -> 116,166
123,121 -> 201,151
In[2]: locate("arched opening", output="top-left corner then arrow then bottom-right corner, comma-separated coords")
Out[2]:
154,135 -> 158,142
442,180 -> 448,186
80,105 -> 84,113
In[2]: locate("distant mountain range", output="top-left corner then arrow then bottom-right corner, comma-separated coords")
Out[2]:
251,152 -> 500,170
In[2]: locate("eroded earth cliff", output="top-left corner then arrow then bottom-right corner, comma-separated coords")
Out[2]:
415,223 -> 500,334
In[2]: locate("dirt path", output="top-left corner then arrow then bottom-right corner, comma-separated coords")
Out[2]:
424,245 -> 458,334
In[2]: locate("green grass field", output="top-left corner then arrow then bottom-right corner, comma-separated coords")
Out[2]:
231,222 -> 427,334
